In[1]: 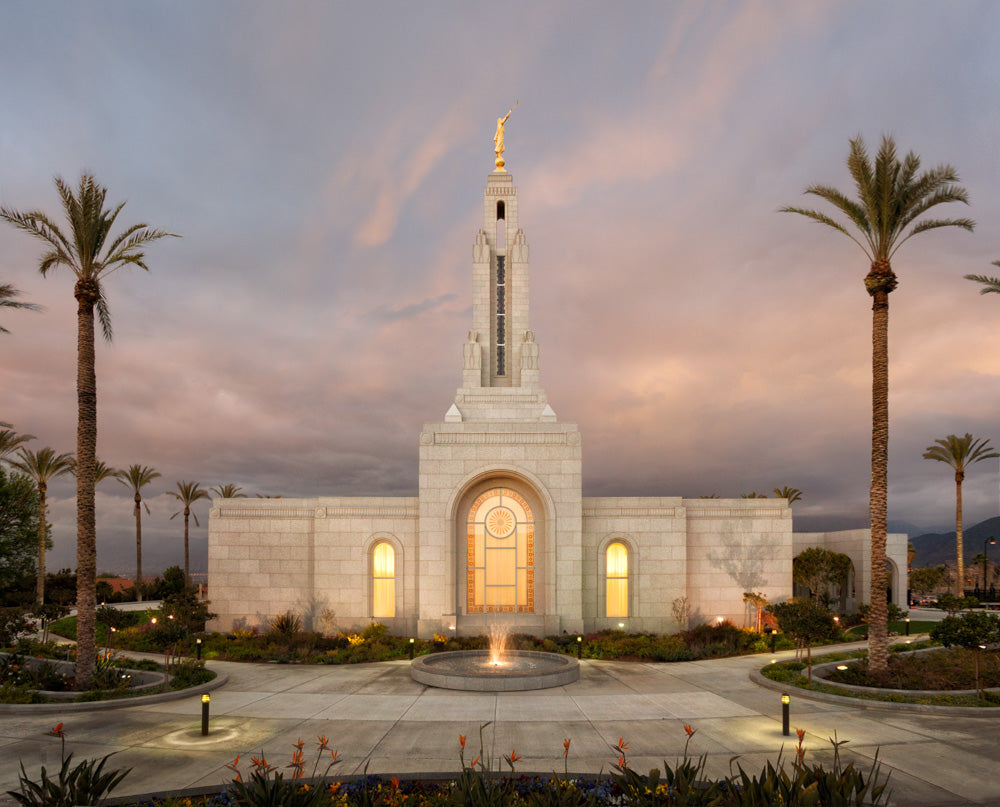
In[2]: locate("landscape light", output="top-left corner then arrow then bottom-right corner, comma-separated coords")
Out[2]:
618,622 -> 625,630
151,617 -> 157,625
201,693 -> 211,735
781,693 -> 790,736
905,617 -> 910,636
836,665 -> 848,670
409,637 -> 415,660
196,637 -> 202,661
577,635 -> 583,658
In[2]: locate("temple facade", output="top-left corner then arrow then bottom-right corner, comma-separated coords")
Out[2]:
207,166 -> 908,637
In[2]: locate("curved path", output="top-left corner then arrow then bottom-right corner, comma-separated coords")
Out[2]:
0,641 -> 996,806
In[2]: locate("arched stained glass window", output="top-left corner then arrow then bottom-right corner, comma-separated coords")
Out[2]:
373,542 -> 395,618
467,488 -> 534,613
606,542 -> 628,618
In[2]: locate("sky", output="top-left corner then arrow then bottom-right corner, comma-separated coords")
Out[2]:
1,1 -> 999,576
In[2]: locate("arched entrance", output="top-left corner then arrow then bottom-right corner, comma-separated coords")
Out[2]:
454,476 -> 546,634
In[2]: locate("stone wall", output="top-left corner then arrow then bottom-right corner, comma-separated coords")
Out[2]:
683,499 -> 793,628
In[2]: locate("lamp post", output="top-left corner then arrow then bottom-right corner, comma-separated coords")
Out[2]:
984,537 -> 996,594
409,637 -> 415,660
577,635 -> 583,658
196,637 -> 202,661
201,693 -> 210,736
781,693 -> 790,736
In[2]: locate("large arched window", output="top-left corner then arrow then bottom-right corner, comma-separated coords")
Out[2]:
606,542 -> 628,618
467,488 -> 534,613
372,542 -> 395,618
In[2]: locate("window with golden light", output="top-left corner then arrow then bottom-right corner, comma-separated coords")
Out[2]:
467,488 -> 534,613
372,542 -> 395,618
606,542 -> 628,618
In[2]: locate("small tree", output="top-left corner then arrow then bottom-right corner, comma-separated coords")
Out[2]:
793,547 -> 852,606
931,611 -> 1000,699
743,591 -> 769,632
909,565 -> 947,598
767,600 -> 838,681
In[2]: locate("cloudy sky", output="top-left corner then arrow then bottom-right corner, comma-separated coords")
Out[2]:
1,1 -> 999,575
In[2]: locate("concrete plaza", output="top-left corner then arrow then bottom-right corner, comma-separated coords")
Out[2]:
1,637 -> 998,806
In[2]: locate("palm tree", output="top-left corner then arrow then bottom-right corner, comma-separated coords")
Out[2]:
169,480 -> 209,586
72,458 -> 119,485
964,260 -> 1000,295
782,135 -> 973,673
773,486 -> 803,504
116,464 -> 161,602
0,429 -> 35,464
0,282 -> 41,333
922,434 -> 998,596
1,174 -> 176,688
211,483 -> 246,499
10,447 -> 75,604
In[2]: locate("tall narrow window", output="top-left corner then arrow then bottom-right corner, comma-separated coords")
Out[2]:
606,542 -> 628,618
496,255 -> 506,375
467,488 -> 534,613
373,542 -> 395,618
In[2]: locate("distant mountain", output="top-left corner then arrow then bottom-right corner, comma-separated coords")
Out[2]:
910,517 -> 1000,567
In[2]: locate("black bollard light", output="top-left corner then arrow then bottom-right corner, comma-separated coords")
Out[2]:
409,637 -> 415,660
201,693 -> 211,736
905,617 -> 910,636
577,635 -> 583,658
781,693 -> 790,736
766,628 -> 776,654
196,637 -> 202,661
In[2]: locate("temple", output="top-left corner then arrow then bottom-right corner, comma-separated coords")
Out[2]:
207,149 -> 908,636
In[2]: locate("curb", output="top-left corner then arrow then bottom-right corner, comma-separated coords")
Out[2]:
0,671 -> 228,713
749,667 -> 1000,715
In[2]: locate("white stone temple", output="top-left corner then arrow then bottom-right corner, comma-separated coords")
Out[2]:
208,158 -> 908,637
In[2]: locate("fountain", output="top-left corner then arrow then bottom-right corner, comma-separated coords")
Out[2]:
409,623 -> 580,691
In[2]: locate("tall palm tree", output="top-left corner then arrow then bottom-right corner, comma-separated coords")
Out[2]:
782,135 -> 973,673
1,174 -> 176,688
922,434 -> 998,596
211,483 -> 246,499
169,480 -> 209,586
0,429 -> 36,464
10,447 -> 75,604
0,282 -> 41,333
72,458 -> 119,485
116,464 -> 161,602
773,486 -> 803,504
964,260 -> 1000,295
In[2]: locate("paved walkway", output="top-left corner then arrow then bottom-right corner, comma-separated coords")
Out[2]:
1,642 -> 997,806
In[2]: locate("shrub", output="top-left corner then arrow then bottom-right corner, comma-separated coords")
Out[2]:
269,611 -> 302,636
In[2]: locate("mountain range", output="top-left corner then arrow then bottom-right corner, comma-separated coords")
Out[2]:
909,516 -> 1000,568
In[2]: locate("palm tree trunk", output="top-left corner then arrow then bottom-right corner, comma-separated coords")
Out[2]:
868,287 -> 890,674
135,494 -> 143,602
74,285 -> 98,690
36,483 -> 47,606
955,472 -> 965,596
183,507 -> 190,587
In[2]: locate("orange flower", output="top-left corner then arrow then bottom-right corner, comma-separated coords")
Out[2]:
509,748 -> 521,763
459,734 -> 467,749
615,737 -> 629,752
618,755 -> 626,769
563,738 -> 571,757
330,750 -> 339,763
392,777 -> 400,789
317,735 -> 330,751
684,725 -> 694,737
470,756 -> 480,768
796,728 -> 805,742
294,739 -> 304,751
251,755 -> 268,770
46,723 -> 65,738
225,755 -> 242,782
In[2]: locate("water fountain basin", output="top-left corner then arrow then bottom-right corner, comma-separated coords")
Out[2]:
410,649 -> 580,691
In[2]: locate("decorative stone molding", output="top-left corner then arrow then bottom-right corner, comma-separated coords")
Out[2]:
583,506 -> 680,518
217,507 -> 316,519
324,505 -> 418,518
432,432 -> 570,445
